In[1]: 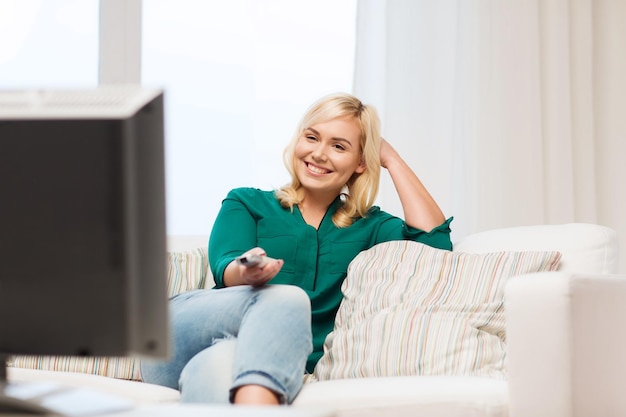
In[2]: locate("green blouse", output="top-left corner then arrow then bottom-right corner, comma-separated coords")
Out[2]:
209,187 -> 453,372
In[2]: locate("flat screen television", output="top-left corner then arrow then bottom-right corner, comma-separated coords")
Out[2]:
0,86 -> 169,414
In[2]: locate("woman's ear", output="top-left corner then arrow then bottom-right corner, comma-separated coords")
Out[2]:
355,159 -> 366,174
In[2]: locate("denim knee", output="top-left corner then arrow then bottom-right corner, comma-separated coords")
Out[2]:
261,285 -> 311,316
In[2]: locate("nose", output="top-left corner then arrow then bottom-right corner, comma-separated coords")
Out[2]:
311,143 -> 328,162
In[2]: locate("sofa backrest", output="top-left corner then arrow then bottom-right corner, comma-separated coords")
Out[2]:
166,223 -> 619,289
453,223 -> 618,275
167,235 -> 209,252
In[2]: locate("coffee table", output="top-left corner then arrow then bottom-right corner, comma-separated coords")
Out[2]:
0,404 -> 336,417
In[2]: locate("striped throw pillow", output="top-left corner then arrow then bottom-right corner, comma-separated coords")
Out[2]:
9,247 -> 208,381
309,241 -> 561,382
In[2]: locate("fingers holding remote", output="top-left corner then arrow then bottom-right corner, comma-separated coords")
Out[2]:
235,248 -> 283,287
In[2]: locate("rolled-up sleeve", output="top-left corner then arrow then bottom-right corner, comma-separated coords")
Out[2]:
374,215 -> 454,251
401,217 -> 453,250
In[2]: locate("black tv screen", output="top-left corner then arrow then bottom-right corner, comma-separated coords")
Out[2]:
0,87 -> 169,360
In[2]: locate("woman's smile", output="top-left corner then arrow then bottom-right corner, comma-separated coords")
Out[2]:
305,162 -> 332,175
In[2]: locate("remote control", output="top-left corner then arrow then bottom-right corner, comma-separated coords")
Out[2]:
236,254 -> 277,268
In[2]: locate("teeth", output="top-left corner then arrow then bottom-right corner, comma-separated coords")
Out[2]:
308,164 -> 329,174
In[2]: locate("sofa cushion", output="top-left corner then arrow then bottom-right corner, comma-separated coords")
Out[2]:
453,223 -> 618,274
294,375 -> 508,417
165,247 -> 210,295
10,247 -> 208,381
309,241 -> 561,382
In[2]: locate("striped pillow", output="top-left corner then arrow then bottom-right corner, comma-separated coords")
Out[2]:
9,247 -> 208,381
309,241 -> 561,382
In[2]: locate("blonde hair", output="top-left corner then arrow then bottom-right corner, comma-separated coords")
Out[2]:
276,93 -> 382,228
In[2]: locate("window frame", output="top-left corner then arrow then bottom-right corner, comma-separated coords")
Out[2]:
99,0 -> 142,84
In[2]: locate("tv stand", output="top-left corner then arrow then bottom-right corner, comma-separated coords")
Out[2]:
0,355 -> 134,416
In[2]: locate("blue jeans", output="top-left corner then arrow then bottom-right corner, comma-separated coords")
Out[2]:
140,285 -> 312,404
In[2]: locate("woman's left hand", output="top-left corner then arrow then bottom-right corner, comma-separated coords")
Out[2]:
378,137 -> 446,232
379,138 -> 399,169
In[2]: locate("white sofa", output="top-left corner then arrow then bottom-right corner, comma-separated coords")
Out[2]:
8,223 -> 624,417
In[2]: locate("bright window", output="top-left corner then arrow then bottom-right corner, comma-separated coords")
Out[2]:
142,0 -> 357,235
0,0 -> 99,88
0,0 -> 357,236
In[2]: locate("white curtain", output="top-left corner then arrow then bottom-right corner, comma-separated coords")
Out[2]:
354,0 -> 626,273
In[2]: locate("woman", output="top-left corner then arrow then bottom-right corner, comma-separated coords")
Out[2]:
141,93 -> 453,405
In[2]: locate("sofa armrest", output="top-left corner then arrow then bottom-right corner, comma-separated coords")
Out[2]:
505,272 -> 626,417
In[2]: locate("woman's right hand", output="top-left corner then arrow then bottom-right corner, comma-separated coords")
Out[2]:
231,247 -> 284,287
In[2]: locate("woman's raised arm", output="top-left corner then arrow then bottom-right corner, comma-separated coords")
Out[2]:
379,138 -> 445,232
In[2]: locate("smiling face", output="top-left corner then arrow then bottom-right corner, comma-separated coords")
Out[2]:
293,116 -> 366,201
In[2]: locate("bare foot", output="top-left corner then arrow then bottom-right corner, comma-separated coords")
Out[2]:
233,384 -> 280,405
